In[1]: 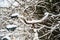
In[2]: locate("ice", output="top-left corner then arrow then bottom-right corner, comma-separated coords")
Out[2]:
6,25 -> 17,28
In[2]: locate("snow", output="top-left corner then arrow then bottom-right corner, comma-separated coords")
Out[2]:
6,24 -> 17,28
11,13 -> 19,17
0,33 -> 4,36
0,0 -> 16,7
26,0 -> 31,2
20,1 -> 24,5
0,29 -> 7,32
13,1 -> 19,7
0,0 -> 11,7
2,36 -> 11,40
8,0 -> 15,3
44,12 -> 49,15
33,29 -> 39,40
0,0 -> 4,2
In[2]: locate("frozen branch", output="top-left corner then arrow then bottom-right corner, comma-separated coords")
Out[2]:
22,12 -> 49,24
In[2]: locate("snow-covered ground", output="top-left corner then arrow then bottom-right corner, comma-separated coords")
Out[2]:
0,0 -> 40,40
0,0 -> 11,7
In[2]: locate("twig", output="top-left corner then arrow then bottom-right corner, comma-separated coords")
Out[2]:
22,12 -> 49,24
38,24 -> 59,38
